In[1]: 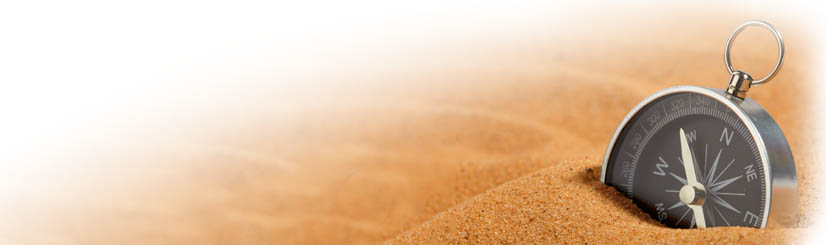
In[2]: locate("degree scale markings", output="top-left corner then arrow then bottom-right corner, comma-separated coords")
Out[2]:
611,92 -> 766,228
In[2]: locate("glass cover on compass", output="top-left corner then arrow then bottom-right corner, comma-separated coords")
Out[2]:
604,92 -> 767,228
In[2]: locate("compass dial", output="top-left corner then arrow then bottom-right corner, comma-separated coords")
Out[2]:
603,91 -> 767,228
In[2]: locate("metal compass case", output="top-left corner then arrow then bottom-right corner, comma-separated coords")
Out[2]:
600,21 -> 797,229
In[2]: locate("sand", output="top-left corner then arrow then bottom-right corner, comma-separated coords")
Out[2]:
0,3 -> 820,245
389,158 -> 811,244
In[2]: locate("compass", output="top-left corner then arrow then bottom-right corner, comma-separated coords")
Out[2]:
600,21 -> 797,229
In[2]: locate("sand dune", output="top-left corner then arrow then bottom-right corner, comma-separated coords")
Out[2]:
389,159 -> 807,243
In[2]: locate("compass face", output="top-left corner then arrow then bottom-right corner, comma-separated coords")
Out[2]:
604,91 -> 767,228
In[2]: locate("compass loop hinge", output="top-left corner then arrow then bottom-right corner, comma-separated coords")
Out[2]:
725,70 -> 753,99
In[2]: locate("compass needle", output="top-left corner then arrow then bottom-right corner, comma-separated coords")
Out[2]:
680,129 -> 698,186
680,128 -> 706,228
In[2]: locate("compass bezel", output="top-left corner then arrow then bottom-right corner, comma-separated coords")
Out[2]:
600,86 -> 797,228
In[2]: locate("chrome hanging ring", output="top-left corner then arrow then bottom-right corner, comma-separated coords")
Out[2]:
724,20 -> 785,86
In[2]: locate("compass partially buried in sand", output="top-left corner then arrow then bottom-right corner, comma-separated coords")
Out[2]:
601,21 -> 797,229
